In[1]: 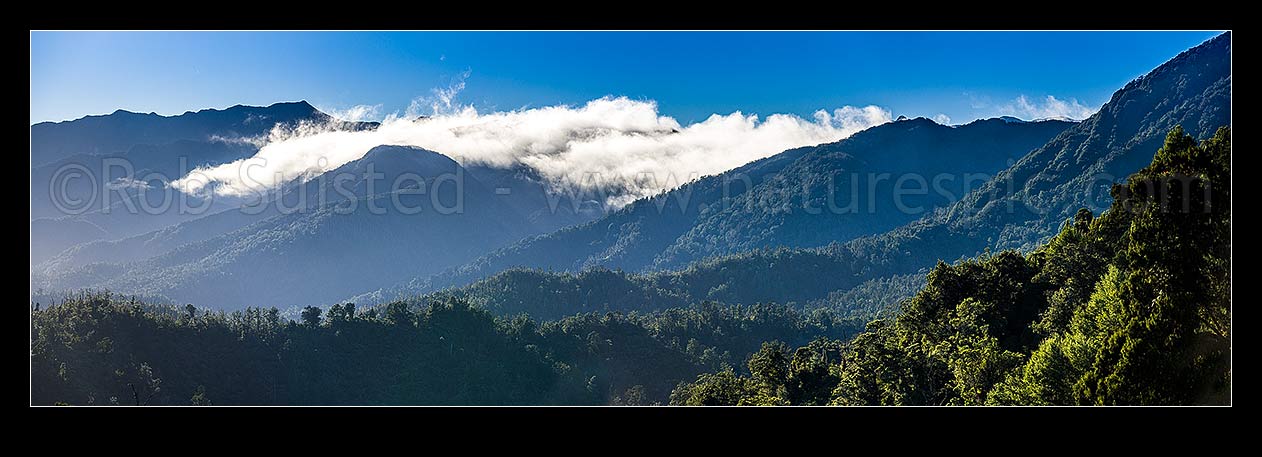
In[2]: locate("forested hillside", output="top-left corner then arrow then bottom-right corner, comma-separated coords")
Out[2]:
403,257 -> 922,322
31,292 -> 863,405
671,126 -> 1231,405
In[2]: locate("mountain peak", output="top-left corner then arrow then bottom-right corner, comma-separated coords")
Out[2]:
363,144 -> 444,159
107,109 -> 155,117
270,100 -> 316,111
1109,31 -> 1230,110
893,115 -> 938,125
355,145 -> 459,172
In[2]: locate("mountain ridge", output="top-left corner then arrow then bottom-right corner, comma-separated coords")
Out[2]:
359,117 -> 1074,301
354,32 -> 1230,318
30,100 -> 376,167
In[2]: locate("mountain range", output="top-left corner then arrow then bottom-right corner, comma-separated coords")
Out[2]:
373,116 -> 1073,298
32,114 -> 1071,308
31,33 -> 1230,320
355,31 -> 1231,318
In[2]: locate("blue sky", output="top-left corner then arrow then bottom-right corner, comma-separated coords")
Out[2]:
30,31 -> 1223,125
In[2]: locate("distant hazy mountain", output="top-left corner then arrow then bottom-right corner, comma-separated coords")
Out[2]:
33,145 -> 603,308
29,101 -> 378,265
29,140 -> 255,264
30,101 -> 373,167
363,116 -> 1072,301
358,32 -> 1230,318
30,139 -> 254,219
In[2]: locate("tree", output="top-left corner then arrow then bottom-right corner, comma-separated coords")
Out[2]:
833,125 -> 1231,406
127,362 -> 162,406
384,302 -> 414,327
327,303 -> 356,326
785,339 -> 843,405
301,306 -> 323,327
989,126 -> 1231,405
191,385 -> 211,406
669,369 -> 770,406
614,385 -> 648,406
747,341 -> 790,397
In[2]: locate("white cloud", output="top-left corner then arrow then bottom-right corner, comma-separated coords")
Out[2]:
408,69 -> 471,118
999,95 -> 1097,121
319,104 -> 384,122
171,96 -> 891,206
106,177 -> 153,191
932,113 -> 952,125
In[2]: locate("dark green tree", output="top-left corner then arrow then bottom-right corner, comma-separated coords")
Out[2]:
300,306 -> 323,327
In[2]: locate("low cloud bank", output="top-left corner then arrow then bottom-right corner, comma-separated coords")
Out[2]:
173,96 -> 891,206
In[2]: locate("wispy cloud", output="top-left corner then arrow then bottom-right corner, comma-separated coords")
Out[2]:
932,113 -> 952,125
319,104 -> 384,122
998,95 -> 1097,121
172,94 -> 891,206
106,177 -> 153,191
408,69 -> 471,118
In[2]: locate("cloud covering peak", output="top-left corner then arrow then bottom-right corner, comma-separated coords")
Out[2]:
172,96 -> 891,206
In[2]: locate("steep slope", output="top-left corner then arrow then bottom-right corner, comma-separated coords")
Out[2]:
653,117 -> 1073,268
365,117 -> 1072,300
462,164 -> 604,234
843,31 -> 1231,277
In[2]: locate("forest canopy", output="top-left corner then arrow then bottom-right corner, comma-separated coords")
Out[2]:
671,125 -> 1232,406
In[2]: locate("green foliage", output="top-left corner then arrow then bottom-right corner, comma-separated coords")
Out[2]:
670,368 -> 769,406
747,341 -> 791,395
31,292 -> 861,405
676,125 -> 1232,406
671,337 -> 844,406
300,306 -> 322,327
999,126 -> 1232,405
396,247 -> 924,330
